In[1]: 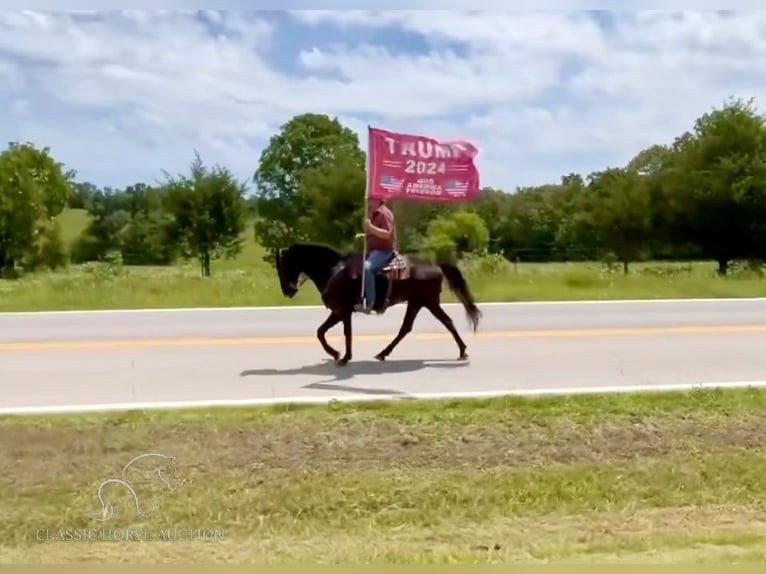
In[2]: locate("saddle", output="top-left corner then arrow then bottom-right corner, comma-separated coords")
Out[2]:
367,251 -> 410,313
344,251 -> 411,314
378,251 -> 410,281
347,251 -> 410,280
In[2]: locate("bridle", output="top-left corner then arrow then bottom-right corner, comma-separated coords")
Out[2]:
276,249 -> 308,291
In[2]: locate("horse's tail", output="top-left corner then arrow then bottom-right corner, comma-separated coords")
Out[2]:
438,262 -> 481,333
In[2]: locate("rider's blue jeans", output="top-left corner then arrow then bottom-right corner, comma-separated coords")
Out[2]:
364,249 -> 393,306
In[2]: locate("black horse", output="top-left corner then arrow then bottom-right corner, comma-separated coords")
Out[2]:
274,243 -> 482,366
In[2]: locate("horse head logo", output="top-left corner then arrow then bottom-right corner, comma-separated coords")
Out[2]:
85,453 -> 178,522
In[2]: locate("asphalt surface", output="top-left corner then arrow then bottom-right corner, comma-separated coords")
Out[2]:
2,298 -> 766,413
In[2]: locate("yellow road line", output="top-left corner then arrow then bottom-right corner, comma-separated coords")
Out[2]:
2,324 -> 766,351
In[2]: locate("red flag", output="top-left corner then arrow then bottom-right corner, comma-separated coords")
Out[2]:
366,126 -> 481,203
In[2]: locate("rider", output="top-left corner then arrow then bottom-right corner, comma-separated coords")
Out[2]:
356,198 -> 396,313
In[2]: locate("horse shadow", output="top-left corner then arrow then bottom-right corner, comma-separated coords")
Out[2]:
239,358 -> 469,391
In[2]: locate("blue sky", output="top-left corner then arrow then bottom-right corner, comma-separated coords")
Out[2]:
2,10 -> 766,194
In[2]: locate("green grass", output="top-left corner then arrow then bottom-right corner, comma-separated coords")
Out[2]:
2,208 -> 765,312
3,387 -> 766,563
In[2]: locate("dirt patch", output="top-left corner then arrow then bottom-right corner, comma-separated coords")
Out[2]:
2,413 -> 766,487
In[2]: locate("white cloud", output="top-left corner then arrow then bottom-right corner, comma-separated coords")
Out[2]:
2,10 -> 766,193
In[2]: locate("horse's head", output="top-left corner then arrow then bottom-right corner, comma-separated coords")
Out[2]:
153,456 -> 179,491
275,243 -> 345,298
121,452 -> 179,491
275,247 -> 300,298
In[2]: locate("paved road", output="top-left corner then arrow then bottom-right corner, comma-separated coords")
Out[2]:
2,298 -> 766,414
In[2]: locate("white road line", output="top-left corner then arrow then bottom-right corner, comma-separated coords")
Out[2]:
1,297 -> 765,316
2,380 -> 765,417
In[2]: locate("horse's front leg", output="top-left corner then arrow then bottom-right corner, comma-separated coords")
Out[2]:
317,312 -> 342,361
337,310 -> 353,366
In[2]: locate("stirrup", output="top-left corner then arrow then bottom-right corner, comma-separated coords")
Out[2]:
354,302 -> 372,314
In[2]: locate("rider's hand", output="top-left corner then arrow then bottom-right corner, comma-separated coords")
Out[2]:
355,233 -> 365,240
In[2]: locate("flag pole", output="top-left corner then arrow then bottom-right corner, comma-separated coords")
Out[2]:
361,125 -> 371,305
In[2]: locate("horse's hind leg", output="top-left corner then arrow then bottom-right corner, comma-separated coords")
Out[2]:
317,311 -> 342,361
337,310 -> 353,366
374,301 -> 421,361
426,300 -> 469,360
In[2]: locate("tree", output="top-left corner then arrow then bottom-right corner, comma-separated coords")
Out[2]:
581,168 -> 653,274
466,187 -> 513,255
425,210 -> 490,262
298,154 -> 367,251
27,219 -> 68,271
70,183 -> 178,265
119,184 -> 178,265
8,94 -> 766,279
69,181 -> 98,210
500,184 -> 577,261
163,152 -> 247,277
252,113 -> 365,256
70,187 -> 130,263
0,142 -> 74,276
661,97 -> 766,275
624,144 -> 691,260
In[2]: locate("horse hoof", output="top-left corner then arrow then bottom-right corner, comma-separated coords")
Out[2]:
375,353 -> 386,362
335,358 -> 349,367
458,352 -> 468,361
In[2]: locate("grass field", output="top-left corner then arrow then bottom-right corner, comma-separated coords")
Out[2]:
2,387 -> 766,563
1,208 -> 766,312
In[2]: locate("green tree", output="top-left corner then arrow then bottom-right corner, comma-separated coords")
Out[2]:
163,152 -> 247,277
624,145 -> 683,260
388,200 -> 454,254
0,142 -> 74,276
118,184 -> 177,265
120,209 -> 177,266
662,97 -> 766,274
27,219 -> 68,271
582,167 -> 653,274
252,113 -> 365,256
70,184 -> 177,265
70,187 -> 130,263
69,181 -> 98,210
550,175 -> 594,261
298,154 -> 366,251
469,187 -> 514,255
425,210 -> 490,262
500,184 -> 575,261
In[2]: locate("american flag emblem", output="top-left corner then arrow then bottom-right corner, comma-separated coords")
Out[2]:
445,179 -> 468,192
380,174 -> 403,190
